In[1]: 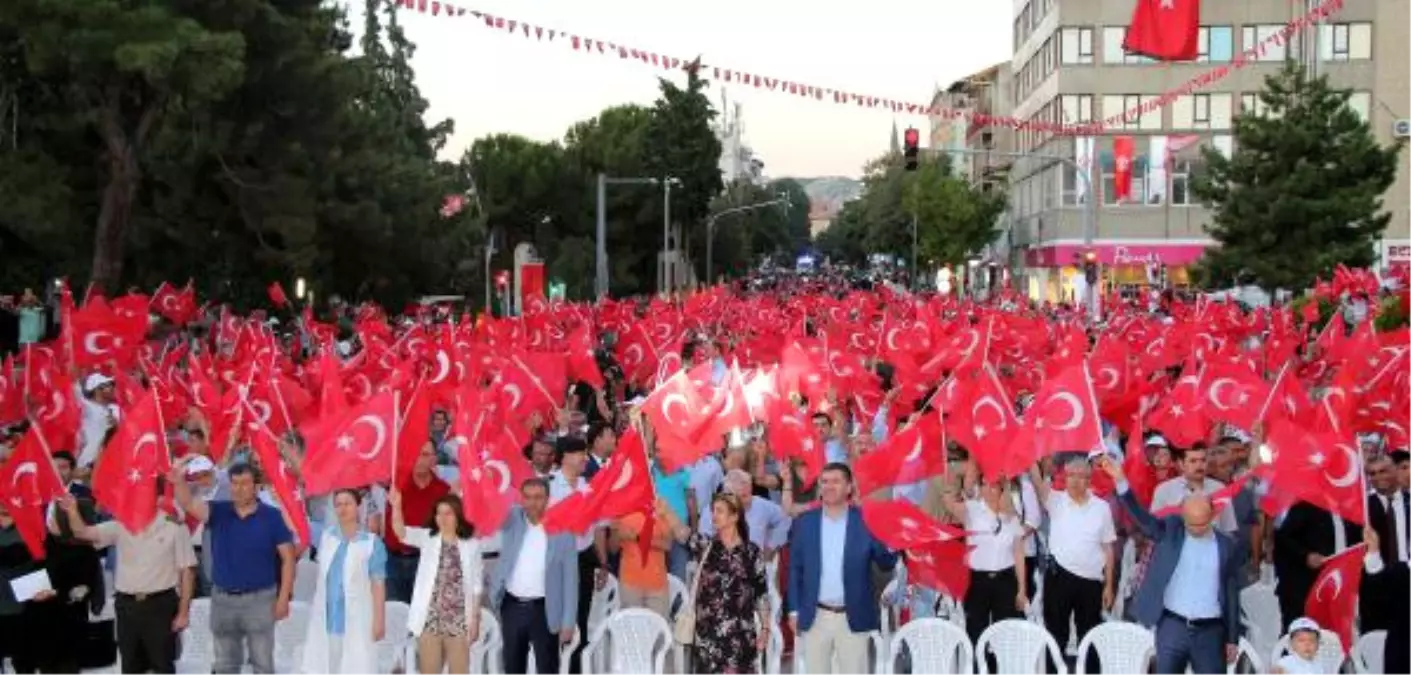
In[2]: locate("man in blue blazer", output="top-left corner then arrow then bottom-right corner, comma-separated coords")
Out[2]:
490,478 -> 580,675
1102,457 -> 1242,674
787,463 -> 897,674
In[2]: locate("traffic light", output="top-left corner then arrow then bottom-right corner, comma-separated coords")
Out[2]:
903,127 -> 919,171
1083,250 -> 1099,285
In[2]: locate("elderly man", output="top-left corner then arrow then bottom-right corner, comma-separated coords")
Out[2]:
1103,457 -> 1242,673
1029,457 -> 1117,673
700,469 -> 791,561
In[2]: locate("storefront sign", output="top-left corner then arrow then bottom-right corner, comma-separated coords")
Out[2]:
1024,242 -> 1211,268
1382,240 -> 1411,271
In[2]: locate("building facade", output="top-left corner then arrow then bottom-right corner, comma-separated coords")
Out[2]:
1005,0 -> 1409,303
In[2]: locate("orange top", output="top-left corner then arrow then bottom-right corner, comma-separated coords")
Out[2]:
615,512 -> 669,592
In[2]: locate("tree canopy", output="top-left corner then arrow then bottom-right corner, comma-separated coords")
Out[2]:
1191,62 -> 1403,291
815,151 -> 1005,272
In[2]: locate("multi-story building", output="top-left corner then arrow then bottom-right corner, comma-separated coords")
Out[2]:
714,92 -> 766,186
1005,0 -> 1410,302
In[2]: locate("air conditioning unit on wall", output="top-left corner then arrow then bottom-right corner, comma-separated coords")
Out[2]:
1394,119 -> 1411,139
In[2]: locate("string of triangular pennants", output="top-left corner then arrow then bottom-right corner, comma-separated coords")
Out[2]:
395,0 -> 1345,136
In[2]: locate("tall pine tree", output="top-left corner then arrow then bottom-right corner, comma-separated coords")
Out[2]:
1192,63 -> 1402,291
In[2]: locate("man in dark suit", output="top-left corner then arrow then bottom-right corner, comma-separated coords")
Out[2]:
1103,457 -> 1242,674
787,463 -> 897,674
1273,501 -> 1361,633
1361,453 -> 1408,632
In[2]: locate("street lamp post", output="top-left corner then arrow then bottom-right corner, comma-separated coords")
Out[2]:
705,194 -> 790,283
660,177 -> 681,295
595,173 -> 664,299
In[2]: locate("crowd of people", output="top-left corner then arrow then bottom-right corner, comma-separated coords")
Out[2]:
0,267 -> 1405,675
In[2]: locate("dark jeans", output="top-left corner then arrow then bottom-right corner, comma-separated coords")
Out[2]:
569,549 -> 598,674
386,552 -> 419,604
501,594 -> 558,675
115,589 -> 179,674
965,568 -> 1022,648
1043,563 -> 1103,674
1154,613 -> 1226,674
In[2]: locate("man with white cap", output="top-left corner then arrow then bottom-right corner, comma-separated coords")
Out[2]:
76,373 -> 121,468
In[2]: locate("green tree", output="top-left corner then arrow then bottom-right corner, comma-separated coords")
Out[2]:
769,178 -> 813,256
642,68 -> 724,286
903,156 -> 1007,267
1192,62 -> 1402,292
563,104 -> 658,295
814,201 -> 868,266
0,0 -> 246,292
858,154 -> 911,258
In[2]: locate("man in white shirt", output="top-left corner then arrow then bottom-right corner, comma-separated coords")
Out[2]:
76,373 -> 120,468
491,478 -> 578,675
1150,445 -> 1237,534
548,436 -> 605,674
1031,458 -> 1117,673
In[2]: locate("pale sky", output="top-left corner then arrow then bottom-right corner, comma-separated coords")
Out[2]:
355,0 -> 1011,178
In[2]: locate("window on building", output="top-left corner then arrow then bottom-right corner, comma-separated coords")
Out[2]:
1060,94 -> 1094,123
1101,157 -> 1148,205
1197,26 -> 1234,62
1171,161 -> 1193,206
1102,27 -> 1156,64
1241,24 -> 1297,61
1239,93 -> 1280,119
1346,91 -> 1372,122
1319,22 -> 1372,61
1061,27 -> 1094,64
1101,94 -> 1161,130
1172,93 -> 1233,129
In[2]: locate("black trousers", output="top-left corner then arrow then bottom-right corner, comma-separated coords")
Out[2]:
502,594 -> 558,675
115,589 -> 179,674
569,549 -> 598,674
1043,563 -> 1103,674
965,568 -> 1021,645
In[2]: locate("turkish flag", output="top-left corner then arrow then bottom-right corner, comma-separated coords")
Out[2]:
92,387 -> 172,533
1014,363 -> 1104,458
0,424 -> 67,559
905,540 -> 971,601
853,409 -> 946,497
641,369 -> 715,471
1304,543 -> 1366,654
1122,0 -> 1200,61
946,366 -> 1023,479
267,282 -> 289,309
1113,136 -> 1135,202
1263,424 -> 1367,525
1122,418 -> 1159,508
1201,360 -> 1269,433
300,389 -> 398,495
859,499 -> 964,551
543,428 -> 654,535
244,405 -> 312,549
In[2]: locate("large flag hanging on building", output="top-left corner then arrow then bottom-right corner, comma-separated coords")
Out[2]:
1123,0 -> 1201,62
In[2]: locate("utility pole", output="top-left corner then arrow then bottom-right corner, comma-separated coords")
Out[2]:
660,177 -> 681,295
705,195 -> 790,283
595,174 -> 665,299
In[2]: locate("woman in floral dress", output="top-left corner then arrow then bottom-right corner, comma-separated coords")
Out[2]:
667,492 -> 772,673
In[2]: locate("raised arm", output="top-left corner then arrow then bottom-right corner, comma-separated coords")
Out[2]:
169,456 -> 210,523
1100,456 -> 1166,539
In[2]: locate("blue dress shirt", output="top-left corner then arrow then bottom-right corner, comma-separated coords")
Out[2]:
818,509 -> 849,605
1163,531 -> 1221,619
325,529 -> 388,635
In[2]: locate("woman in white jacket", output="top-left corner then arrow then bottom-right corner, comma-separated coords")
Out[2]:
302,488 -> 388,673
389,489 -> 482,674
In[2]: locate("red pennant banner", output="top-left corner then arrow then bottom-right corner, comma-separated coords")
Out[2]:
399,0 -> 1346,136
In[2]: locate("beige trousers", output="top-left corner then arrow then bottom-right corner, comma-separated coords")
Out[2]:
801,608 -> 870,674
417,633 -> 471,674
619,584 -> 672,621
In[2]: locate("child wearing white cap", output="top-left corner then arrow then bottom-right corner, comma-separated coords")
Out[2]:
1272,617 -> 1325,674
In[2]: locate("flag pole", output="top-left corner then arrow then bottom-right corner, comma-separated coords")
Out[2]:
391,390 -> 401,488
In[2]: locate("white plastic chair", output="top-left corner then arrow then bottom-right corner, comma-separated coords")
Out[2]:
585,574 -> 620,641
175,598 -> 213,674
292,558 -> 320,602
273,599 -> 310,671
1074,621 -> 1154,674
880,578 -> 904,640
581,607 -> 674,674
380,600 -> 412,673
1239,582 -> 1282,661
666,574 -> 689,622
469,607 -> 504,674
885,618 -> 974,674
1352,630 -> 1386,674
527,627 -> 579,675
1272,629 -> 1344,674
975,619 -> 1068,674
1227,636 -> 1264,675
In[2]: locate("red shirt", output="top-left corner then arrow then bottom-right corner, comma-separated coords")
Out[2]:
384,473 -> 451,555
